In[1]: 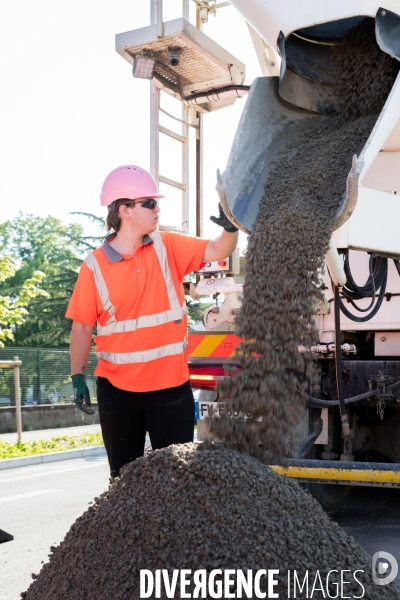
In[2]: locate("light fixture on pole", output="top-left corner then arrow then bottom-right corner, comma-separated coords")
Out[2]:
132,55 -> 156,80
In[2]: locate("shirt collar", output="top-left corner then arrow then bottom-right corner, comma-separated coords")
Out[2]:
101,232 -> 154,263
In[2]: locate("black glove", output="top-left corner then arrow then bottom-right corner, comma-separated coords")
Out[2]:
72,374 -> 95,415
210,203 -> 238,232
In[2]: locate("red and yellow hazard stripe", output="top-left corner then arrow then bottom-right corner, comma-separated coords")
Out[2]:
188,333 -> 242,358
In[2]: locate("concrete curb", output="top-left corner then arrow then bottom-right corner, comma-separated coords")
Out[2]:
0,445 -> 107,471
0,433 -> 198,471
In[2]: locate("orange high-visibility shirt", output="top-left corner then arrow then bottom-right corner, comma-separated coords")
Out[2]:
66,231 -> 209,392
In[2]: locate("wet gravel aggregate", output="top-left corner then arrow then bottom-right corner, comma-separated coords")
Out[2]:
22,444 -> 400,599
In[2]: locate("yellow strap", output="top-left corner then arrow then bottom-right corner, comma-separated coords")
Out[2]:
271,465 -> 400,484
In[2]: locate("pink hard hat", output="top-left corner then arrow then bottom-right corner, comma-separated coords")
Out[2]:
100,165 -> 164,207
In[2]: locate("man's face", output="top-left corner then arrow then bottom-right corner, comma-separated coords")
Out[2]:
121,198 -> 160,234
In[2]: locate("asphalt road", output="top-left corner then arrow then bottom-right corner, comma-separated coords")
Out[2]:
0,456 -> 110,600
1,458 -> 400,599
334,486 -> 400,587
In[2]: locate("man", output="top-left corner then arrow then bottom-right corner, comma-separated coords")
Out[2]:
66,164 -> 238,477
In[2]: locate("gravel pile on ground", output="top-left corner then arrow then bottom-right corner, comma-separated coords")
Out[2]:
21,444 -> 400,599
212,19 -> 399,458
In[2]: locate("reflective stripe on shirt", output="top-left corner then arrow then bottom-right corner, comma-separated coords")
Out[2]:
96,340 -> 187,364
96,306 -> 186,336
84,231 -> 187,363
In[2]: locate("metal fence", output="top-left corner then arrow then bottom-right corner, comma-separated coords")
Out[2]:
0,347 -> 98,407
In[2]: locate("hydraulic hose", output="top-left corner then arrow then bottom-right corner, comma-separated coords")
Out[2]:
338,251 -> 388,322
307,390 -> 377,407
345,253 -> 376,312
185,85 -> 251,102
306,255 -> 400,410
344,251 -> 386,298
334,287 -> 349,418
306,370 -> 400,407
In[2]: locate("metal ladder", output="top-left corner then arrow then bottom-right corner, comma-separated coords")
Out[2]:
149,0 -> 204,236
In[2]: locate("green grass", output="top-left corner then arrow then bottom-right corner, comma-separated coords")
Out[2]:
0,432 -> 104,460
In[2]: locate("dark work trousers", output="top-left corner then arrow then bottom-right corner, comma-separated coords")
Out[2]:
96,377 -> 195,477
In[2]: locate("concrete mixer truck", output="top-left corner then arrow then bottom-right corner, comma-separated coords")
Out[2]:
115,0 -> 400,514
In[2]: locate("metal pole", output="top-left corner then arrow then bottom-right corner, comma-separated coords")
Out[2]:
150,0 -> 163,37
37,349 -> 42,405
194,4 -> 203,237
157,0 -> 163,37
150,87 -> 160,186
150,0 -> 156,23
150,0 -> 161,197
182,105 -> 189,233
196,112 -> 203,237
14,356 -> 22,444
334,286 -> 353,461
182,0 -> 189,20
196,5 -> 204,30
181,0 -> 190,233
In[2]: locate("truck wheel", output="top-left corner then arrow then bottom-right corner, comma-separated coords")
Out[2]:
302,483 -> 352,516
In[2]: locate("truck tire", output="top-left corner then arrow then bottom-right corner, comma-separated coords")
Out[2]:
302,483 -> 352,516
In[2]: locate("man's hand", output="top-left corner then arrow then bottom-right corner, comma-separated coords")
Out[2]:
72,374 -> 95,415
210,203 -> 238,232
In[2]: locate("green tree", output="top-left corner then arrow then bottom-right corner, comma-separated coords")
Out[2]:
0,213 -> 104,347
0,255 -> 48,347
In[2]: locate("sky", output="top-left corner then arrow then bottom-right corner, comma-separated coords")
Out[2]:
0,0 -> 262,245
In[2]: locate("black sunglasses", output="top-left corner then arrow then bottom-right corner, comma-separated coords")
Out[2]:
127,198 -> 158,209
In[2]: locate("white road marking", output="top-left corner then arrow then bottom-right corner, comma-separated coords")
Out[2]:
6,457 -> 107,475
0,490 -> 59,503
0,461 -> 108,483
0,461 -> 87,476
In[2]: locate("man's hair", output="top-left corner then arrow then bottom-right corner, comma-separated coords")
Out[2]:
106,199 -> 135,232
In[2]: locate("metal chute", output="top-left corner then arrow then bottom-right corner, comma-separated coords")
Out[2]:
229,0 -> 400,69
217,8 -> 400,240
376,7 -> 400,60
216,76 -> 334,234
